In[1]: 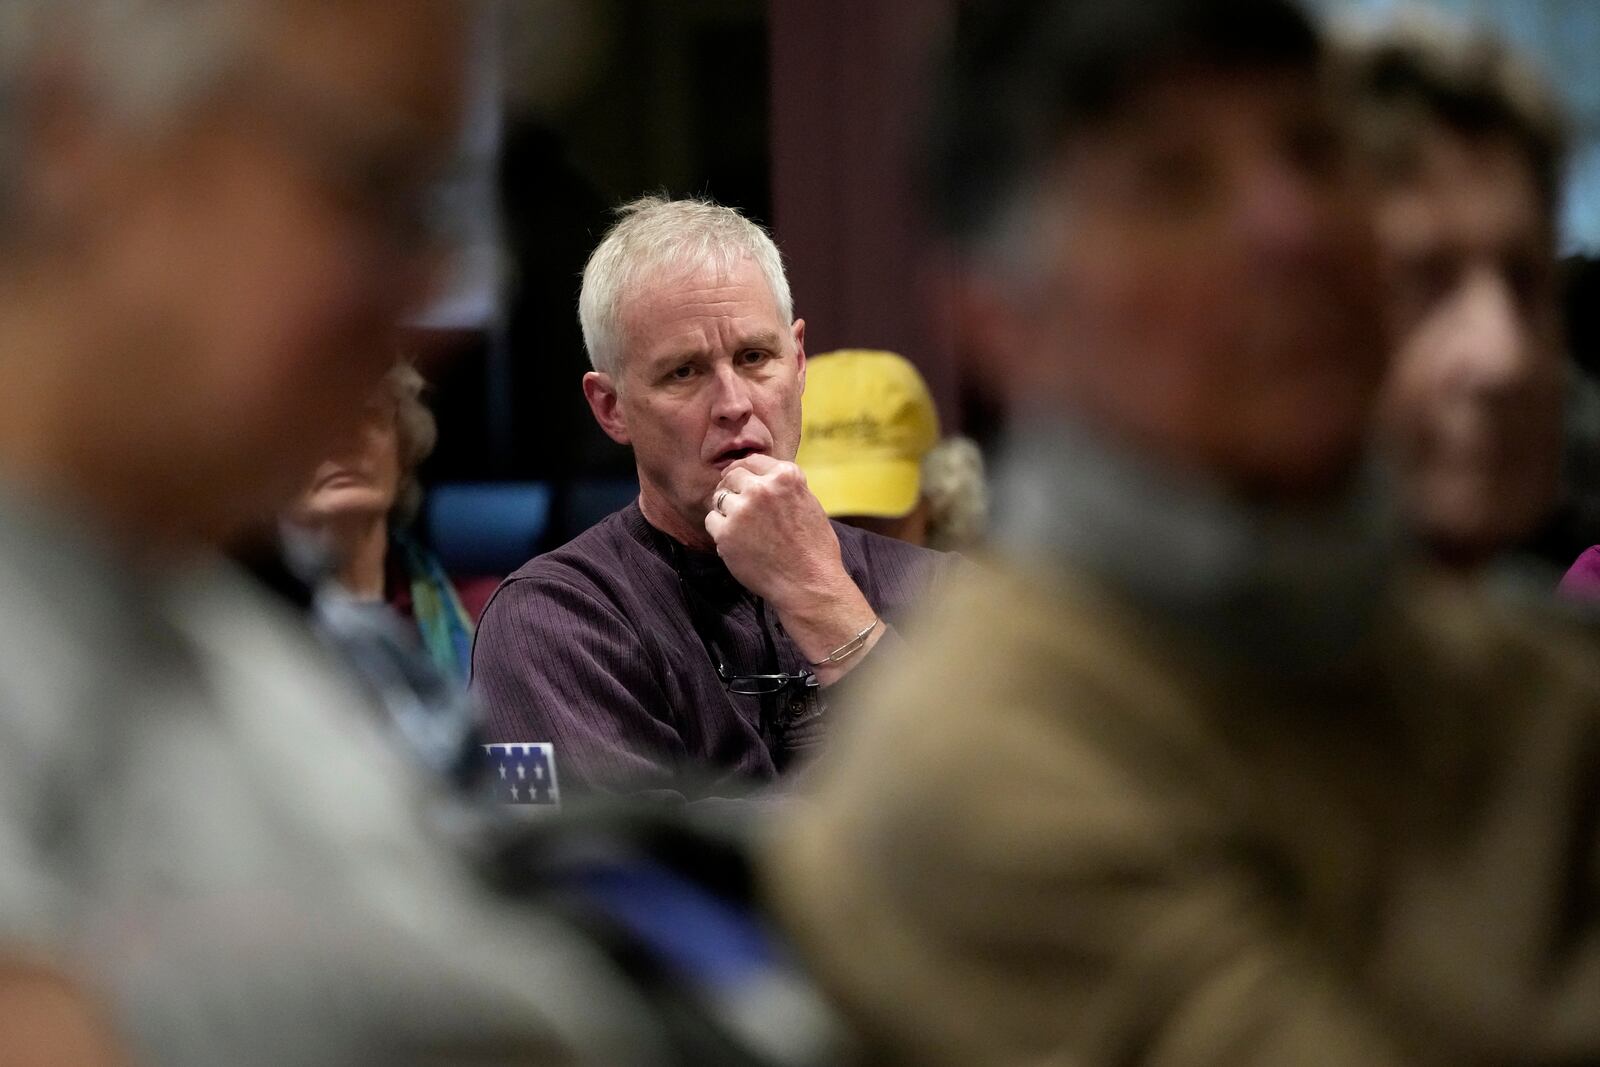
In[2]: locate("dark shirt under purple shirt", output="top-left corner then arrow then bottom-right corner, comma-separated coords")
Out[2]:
470,500 -> 950,801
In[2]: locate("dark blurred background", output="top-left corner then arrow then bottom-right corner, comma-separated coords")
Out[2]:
416,0 -> 965,552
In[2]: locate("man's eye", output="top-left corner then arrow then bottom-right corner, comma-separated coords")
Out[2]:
1398,251 -> 1460,308
1130,146 -> 1216,207
738,350 -> 771,366
669,364 -> 696,381
1503,254 -> 1551,313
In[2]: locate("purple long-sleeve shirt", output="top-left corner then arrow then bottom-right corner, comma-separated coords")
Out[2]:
470,500 -> 950,801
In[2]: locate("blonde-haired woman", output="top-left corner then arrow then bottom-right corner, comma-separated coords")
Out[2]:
288,363 -> 474,681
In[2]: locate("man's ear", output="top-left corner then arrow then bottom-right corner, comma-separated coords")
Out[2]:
792,318 -> 807,393
582,372 -> 631,445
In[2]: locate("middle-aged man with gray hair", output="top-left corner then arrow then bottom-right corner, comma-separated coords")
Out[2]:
0,2 -> 719,1064
472,196 -> 949,803
766,0 -> 1600,1064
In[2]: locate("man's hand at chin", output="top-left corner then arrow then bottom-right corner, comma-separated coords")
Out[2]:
705,454 -> 883,685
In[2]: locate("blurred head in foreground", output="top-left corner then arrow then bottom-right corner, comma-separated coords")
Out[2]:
929,0 -> 1385,500
796,349 -> 940,544
1339,18 -> 1568,565
0,0 -> 469,549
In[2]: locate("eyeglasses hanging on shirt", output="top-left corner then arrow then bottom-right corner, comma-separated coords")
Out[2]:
671,547 -> 824,768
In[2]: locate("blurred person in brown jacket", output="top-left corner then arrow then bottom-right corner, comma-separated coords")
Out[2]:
765,1 -> 1600,1065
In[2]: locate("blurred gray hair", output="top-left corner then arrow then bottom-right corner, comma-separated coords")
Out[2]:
1334,12 -> 1568,217
578,196 -> 794,378
0,1 -> 262,232
922,436 -> 989,553
387,361 -> 438,528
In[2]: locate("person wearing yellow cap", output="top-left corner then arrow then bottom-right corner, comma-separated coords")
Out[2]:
799,351 -> 991,552
797,350 -> 941,543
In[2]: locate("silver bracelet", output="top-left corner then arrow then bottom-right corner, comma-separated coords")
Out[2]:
807,617 -> 881,668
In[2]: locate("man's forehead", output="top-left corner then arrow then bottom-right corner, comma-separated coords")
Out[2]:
1078,62 -> 1322,132
619,256 -> 784,348
629,253 -> 776,306
1382,129 -> 1548,251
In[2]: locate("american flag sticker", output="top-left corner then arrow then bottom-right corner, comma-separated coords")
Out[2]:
483,743 -> 560,806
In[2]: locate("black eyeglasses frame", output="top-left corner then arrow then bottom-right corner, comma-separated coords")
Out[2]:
675,569 -> 818,697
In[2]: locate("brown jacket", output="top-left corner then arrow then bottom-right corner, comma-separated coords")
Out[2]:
767,559 -> 1600,1067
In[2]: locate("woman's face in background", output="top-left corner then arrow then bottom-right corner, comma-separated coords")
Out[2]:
289,393 -> 404,526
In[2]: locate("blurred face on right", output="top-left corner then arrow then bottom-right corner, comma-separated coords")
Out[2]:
976,65 -> 1386,498
1374,127 -> 1562,560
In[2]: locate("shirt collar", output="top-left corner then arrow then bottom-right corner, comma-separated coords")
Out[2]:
993,415 -> 1401,676
624,498 -> 742,595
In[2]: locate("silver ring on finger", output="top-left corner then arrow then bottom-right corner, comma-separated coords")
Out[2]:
714,488 -> 730,515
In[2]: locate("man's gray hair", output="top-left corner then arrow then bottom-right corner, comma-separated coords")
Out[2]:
0,1 -> 271,232
579,196 -> 794,378
1335,12 -> 1568,217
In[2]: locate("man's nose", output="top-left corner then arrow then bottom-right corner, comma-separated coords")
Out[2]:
1448,267 -> 1537,392
710,363 -> 755,423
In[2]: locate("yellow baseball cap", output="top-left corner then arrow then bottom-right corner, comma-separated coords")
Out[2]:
798,350 -> 940,518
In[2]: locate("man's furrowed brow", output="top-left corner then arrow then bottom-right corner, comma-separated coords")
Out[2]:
646,346 -> 710,374
736,329 -> 783,352
647,329 -> 784,371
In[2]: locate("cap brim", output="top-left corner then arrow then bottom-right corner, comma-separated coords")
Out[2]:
804,459 -> 922,518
